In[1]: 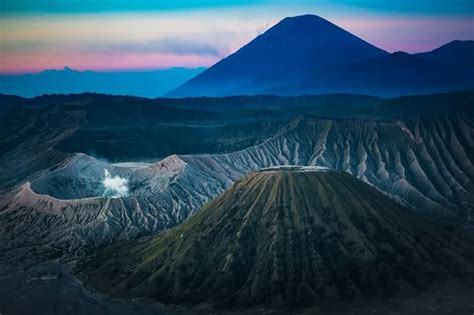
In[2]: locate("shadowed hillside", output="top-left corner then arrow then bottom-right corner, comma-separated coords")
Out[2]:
78,168 -> 474,309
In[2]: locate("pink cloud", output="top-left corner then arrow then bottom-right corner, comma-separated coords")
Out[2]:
1,11 -> 472,73
0,52 -> 219,74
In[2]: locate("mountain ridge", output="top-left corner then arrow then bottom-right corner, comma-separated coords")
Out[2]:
1,90 -> 473,276
168,14 -> 388,97
168,15 -> 473,98
0,67 -> 204,98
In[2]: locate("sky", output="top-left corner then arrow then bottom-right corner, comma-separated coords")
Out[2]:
1,0 -> 473,74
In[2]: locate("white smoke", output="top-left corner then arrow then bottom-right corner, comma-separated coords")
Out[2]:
102,169 -> 129,198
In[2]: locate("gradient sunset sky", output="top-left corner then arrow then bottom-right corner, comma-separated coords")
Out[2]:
1,0 -> 473,74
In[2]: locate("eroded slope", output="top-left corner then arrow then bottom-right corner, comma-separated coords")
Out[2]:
78,169 -> 474,308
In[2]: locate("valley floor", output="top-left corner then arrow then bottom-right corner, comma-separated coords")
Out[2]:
0,261 -> 189,315
1,260 -> 473,315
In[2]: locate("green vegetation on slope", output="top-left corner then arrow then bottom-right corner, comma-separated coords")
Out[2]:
78,169 -> 474,309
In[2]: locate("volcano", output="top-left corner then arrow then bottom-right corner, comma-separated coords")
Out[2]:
168,15 -> 474,98
78,167 -> 474,309
168,14 -> 388,97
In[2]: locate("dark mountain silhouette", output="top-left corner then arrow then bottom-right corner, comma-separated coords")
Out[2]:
297,47 -> 474,96
168,15 -> 474,98
78,168 -> 474,309
0,67 -> 204,98
415,40 -> 474,65
168,14 -> 388,97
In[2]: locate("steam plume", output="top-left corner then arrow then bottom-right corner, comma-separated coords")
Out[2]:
102,169 -> 129,198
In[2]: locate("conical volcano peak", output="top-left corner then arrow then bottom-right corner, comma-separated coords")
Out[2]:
272,14 -> 334,27
269,14 -> 349,34
78,170 -> 474,308
168,13 -> 474,98
282,13 -> 327,21
168,14 -> 388,97
257,165 -> 331,173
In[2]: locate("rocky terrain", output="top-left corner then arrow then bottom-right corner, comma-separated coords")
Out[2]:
1,11 -> 473,315
0,91 -> 473,275
77,168 -> 474,309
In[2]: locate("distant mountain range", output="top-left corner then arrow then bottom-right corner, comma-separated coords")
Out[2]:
169,14 -> 474,98
0,67 -> 204,98
2,15 -> 472,99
